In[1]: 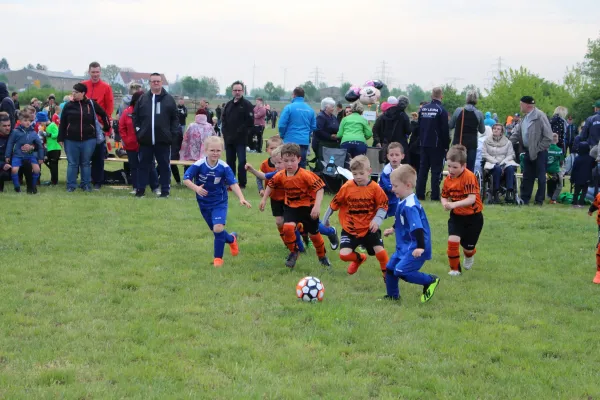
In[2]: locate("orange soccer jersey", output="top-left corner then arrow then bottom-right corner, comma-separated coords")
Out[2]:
592,194 -> 600,225
260,158 -> 285,202
441,169 -> 484,216
330,180 -> 389,238
268,168 -> 325,208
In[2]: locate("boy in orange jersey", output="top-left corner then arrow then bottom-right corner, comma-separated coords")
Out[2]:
264,143 -> 331,269
587,193 -> 600,284
441,144 -> 484,276
323,155 -> 389,278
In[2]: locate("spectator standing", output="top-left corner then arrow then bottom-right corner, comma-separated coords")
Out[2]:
0,83 -> 16,130
252,97 -> 267,153
509,96 -> 553,205
11,92 -> 20,112
408,111 -> 421,173
271,109 -> 278,129
336,102 -> 344,124
571,141 -> 595,207
83,61 -> 114,190
449,90 -> 486,172
373,95 -> 411,161
0,112 -> 13,191
580,100 -> 600,147
550,106 -> 568,151
416,87 -> 449,201
221,81 -> 254,188
565,116 -> 578,154
133,73 -> 179,198
278,87 -> 316,168
484,112 -> 496,127
312,97 -> 339,158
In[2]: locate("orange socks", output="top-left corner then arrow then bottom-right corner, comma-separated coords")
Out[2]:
340,252 -> 359,262
375,249 -> 389,274
309,233 -> 326,258
448,241 -> 461,271
464,248 -> 476,258
596,246 -> 600,272
283,223 -> 298,252
277,225 -> 285,244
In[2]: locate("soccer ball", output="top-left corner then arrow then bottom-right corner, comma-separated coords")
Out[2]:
296,276 -> 325,302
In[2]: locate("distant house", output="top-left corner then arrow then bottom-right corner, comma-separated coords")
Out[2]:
115,71 -> 169,92
1,68 -> 84,91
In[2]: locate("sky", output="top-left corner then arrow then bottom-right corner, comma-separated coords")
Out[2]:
2,0 -> 598,94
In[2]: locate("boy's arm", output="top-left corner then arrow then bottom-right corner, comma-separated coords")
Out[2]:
256,177 -> 264,193
230,183 -> 251,208
311,188 -> 324,219
5,134 -> 15,160
369,208 -> 388,233
379,172 -> 392,191
259,185 -> 273,211
322,206 -> 336,226
245,164 -> 267,180
34,136 -> 44,161
448,194 -> 476,209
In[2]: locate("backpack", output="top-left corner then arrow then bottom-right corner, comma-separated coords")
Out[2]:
558,192 -> 573,204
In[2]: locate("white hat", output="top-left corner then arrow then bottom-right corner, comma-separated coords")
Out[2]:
387,96 -> 398,105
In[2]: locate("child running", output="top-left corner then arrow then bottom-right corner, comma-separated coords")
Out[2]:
264,143 -> 331,269
378,142 -> 405,219
323,155 -> 389,278
382,165 -> 440,303
588,193 -> 600,284
441,144 -> 484,276
5,111 -> 44,193
183,136 -> 251,267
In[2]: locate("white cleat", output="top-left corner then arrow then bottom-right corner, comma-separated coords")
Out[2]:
463,256 -> 474,270
448,270 -> 462,276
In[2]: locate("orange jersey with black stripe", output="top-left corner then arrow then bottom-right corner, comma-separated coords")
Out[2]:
330,180 -> 389,237
269,168 -> 325,208
441,169 -> 483,216
260,158 -> 285,202
592,194 -> 600,226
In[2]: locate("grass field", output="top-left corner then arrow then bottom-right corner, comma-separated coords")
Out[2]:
1,127 -> 599,399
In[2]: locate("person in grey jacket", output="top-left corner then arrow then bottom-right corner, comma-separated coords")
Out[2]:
509,96 -> 553,205
449,89 -> 486,172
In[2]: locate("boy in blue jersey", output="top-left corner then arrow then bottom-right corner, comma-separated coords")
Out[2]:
183,136 -> 251,267
383,164 -> 440,303
5,111 -> 44,193
378,142 -> 405,219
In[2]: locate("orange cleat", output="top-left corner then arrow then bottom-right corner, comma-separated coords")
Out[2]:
593,271 -> 600,284
213,258 -> 224,268
347,253 -> 367,275
229,232 -> 239,256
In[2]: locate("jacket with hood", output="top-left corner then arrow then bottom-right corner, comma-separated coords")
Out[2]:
0,83 -> 16,131
509,107 -> 553,161
6,125 -> 44,161
337,112 -> 372,144
571,142 -> 596,185
418,99 -> 449,149
482,130 -> 519,170
177,103 -> 188,126
312,110 -> 339,151
372,96 -> 410,150
581,111 -> 600,148
180,114 -> 216,161
119,105 -> 139,152
449,104 -> 485,150
43,122 -> 61,152
58,97 -> 110,142
222,96 -> 254,146
83,79 -> 114,137
550,114 -> 568,150
484,112 -> 496,127
278,97 -> 316,146
133,88 -> 179,146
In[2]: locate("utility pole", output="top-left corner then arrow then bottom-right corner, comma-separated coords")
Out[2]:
375,60 -> 392,85
283,67 -> 288,91
338,73 -> 345,87
309,67 -> 324,87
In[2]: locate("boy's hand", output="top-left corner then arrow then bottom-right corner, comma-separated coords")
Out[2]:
195,184 -> 208,197
244,163 -> 254,171
38,160 -> 43,165
589,211 -> 593,216
412,248 -> 424,258
240,199 -> 251,208
259,189 -> 265,197
383,228 -> 394,237
444,202 -> 454,211
259,199 -> 266,212
4,158 -> 9,164
310,206 -> 320,220
3,164 -> 10,170
369,220 -> 380,233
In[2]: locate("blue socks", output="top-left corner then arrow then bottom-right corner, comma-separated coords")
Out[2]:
385,269 -> 400,299
32,173 -> 40,186
397,270 -> 435,286
11,174 -> 20,189
319,222 -> 335,237
213,230 -> 234,258
295,230 -> 305,252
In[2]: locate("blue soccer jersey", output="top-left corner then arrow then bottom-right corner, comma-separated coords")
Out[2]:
394,193 -> 432,260
183,158 -> 237,207
378,163 -> 398,217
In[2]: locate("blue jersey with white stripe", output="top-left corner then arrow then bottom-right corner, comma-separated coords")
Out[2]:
394,193 -> 432,260
183,158 -> 237,207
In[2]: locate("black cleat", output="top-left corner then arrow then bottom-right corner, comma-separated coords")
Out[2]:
285,251 -> 299,268
319,256 -> 332,268
328,226 -> 339,250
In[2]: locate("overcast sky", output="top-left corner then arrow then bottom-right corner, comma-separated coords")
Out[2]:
2,0 -> 598,93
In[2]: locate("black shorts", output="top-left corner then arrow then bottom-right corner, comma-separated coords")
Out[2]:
340,229 -> 383,256
448,212 -> 484,250
283,206 -> 319,234
270,198 -> 285,217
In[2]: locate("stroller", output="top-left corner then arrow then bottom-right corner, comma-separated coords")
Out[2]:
312,146 -> 349,194
480,160 -> 524,205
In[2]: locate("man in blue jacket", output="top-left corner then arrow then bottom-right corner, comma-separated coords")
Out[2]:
580,100 -> 600,148
416,87 -> 450,201
278,87 -> 316,168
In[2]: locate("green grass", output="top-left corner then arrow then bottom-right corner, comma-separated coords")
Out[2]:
1,129 -> 599,399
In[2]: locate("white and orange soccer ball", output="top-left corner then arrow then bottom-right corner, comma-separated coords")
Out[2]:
296,276 -> 325,302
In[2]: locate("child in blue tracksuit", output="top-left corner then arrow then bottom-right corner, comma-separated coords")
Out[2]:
183,136 -> 252,267
383,164 -> 440,303
378,142 -> 405,219
5,112 -> 44,192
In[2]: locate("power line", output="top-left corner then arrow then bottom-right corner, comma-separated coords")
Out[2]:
309,67 -> 325,87
338,73 -> 345,87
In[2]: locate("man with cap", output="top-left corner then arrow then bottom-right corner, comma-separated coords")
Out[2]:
580,100 -> 600,148
509,96 -> 553,205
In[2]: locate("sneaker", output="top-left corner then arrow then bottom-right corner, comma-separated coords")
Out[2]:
421,275 -> 440,303
285,251 -> 299,268
159,192 -> 170,198
229,232 -> 239,256
380,295 -> 400,302
93,184 -> 101,190
319,256 -> 332,269
213,258 -> 224,268
593,271 -> 600,284
41,181 -> 52,186
67,187 -> 76,193
14,187 -> 21,193
463,256 -> 474,270
448,270 -> 461,276
328,226 -> 339,250
357,245 -> 367,254
153,188 -> 161,196
347,253 -> 367,275
135,191 -> 145,198
129,190 -> 136,195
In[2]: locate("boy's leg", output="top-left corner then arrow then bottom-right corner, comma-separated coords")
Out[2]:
339,232 -> 366,274
373,245 -> 389,281
461,213 -> 484,270
395,259 -> 439,303
595,226 -> 600,284
447,214 -> 462,275
11,166 -> 21,191
318,221 -> 339,250
552,172 -> 563,201
384,254 -> 402,299
416,148 -> 431,200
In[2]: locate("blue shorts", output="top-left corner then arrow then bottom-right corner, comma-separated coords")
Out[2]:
198,201 -> 228,230
387,253 -> 426,274
11,155 -> 38,167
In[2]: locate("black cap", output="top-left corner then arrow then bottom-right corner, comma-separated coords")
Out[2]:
73,83 -> 87,94
520,96 -> 535,105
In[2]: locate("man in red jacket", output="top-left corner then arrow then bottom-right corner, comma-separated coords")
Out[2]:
83,61 -> 114,190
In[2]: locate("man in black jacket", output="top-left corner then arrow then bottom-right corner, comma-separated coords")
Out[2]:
221,81 -> 254,188
133,73 -> 179,198
0,83 -> 16,131
177,98 -> 188,132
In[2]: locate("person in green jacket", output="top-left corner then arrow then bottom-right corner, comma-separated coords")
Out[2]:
547,133 -> 565,203
38,112 -> 62,185
337,101 -> 372,167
